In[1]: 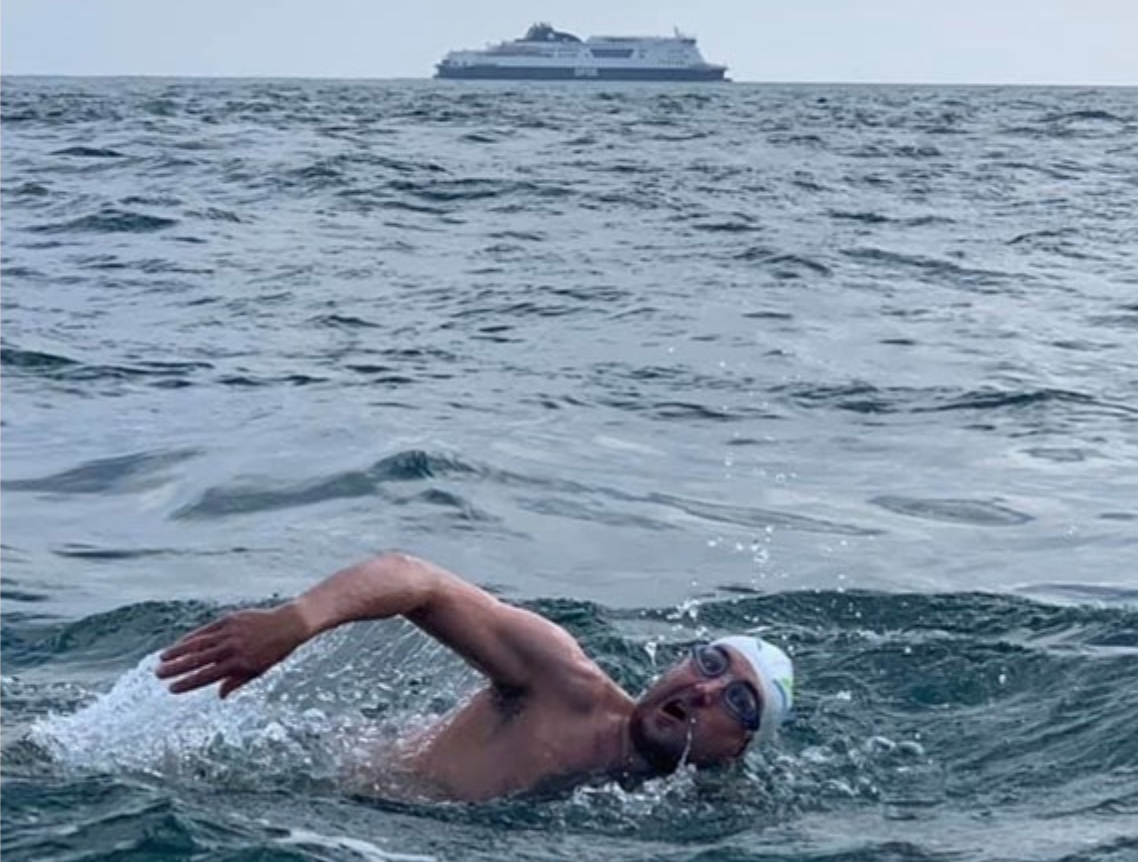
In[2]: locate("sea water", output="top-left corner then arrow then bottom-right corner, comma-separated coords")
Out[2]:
2,77 -> 1137,862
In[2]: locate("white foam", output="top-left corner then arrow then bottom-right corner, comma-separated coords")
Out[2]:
28,651 -> 339,782
275,827 -> 436,862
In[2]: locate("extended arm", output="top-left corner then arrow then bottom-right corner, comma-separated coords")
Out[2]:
156,552 -> 585,698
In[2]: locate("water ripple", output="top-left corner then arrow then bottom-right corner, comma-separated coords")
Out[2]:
869,495 -> 1034,526
28,208 -> 179,234
2,448 -> 202,495
2,77 -> 1135,862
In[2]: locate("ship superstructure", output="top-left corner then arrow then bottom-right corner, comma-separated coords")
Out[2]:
435,23 -> 728,81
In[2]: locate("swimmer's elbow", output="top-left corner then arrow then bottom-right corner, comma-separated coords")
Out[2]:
370,551 -> 465,613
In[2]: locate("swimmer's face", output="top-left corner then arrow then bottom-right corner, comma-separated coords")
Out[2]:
630,644 -> 761,773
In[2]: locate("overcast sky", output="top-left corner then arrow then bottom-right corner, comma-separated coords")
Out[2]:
3,0 -> 1136,85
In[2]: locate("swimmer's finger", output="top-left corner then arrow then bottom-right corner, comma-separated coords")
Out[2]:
219,675 -> 254,699
159,632 -> 220,662
155,644 -> 231,680
161,614 -> 242,659
162,617 -> 229,653
166,662 -> 231,695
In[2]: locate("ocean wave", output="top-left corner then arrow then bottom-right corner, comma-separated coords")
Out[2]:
216,373 -> 329,387
3,76 -> 1136,861
840,246 -> 1011,286
0,347 -> 214,385
8,591 -> 1137,800
1,448 -> 202,496
3,588 -> 1135,860
27,208 -> 179,234
828,209 -> 954,227
50,146 -> 128,159
387,177 -> 576,204
171,449 -> 480,520
767,381 -> 1136,426
733,250 -> 833,277
925,387 -> 1137,419
5,181 -> 53,198
869,495 -> 1034,526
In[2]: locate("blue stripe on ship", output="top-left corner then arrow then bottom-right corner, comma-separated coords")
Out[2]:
435,65 -> 727,82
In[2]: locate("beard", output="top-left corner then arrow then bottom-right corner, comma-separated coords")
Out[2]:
628,705 -> 690,775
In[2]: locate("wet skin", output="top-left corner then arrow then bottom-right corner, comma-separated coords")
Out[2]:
156,552 -> 762,801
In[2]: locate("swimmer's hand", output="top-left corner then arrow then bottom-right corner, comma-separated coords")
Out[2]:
156,603 -> 309,698
155,551 -> 590,702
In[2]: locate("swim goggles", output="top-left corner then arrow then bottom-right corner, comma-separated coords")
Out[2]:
690,643 -> 762,732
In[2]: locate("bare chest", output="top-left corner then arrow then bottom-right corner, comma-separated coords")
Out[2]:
396,688 -> 616,801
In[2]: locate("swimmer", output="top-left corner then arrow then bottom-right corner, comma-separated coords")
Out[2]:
156,552 -> 793,801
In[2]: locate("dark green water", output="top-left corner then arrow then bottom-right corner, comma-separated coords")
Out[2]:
5,592 -> 1138,860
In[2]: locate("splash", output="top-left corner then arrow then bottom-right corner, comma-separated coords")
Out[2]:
273,826 -> 437,862
28,652 -> 351,788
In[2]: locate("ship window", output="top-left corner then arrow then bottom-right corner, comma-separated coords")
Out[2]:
590,48 -> 634,58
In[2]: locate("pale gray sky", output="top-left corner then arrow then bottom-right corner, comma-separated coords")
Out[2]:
2,0 -> 1136,84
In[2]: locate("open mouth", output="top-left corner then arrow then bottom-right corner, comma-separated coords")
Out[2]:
662,700 -> 688,723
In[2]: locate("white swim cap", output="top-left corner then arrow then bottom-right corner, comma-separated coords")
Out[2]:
712,635 -> 794,740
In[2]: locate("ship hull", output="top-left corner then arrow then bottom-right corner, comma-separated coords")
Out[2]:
435,64 -> 727,82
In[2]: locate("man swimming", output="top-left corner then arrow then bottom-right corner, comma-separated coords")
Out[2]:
156,552 -> 793,801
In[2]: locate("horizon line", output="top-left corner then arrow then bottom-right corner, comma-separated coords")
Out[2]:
3,72 -> 1136,89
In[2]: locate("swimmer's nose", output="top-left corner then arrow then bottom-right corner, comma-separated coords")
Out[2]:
691,678 -> 727,704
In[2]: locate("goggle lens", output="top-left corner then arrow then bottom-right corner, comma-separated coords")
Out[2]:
690,644 -> 761,732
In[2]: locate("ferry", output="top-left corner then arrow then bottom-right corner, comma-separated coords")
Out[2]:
435,23 -> 728,82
